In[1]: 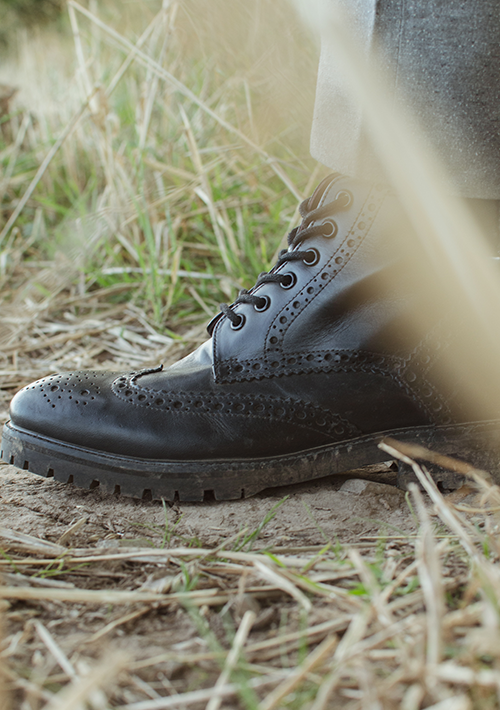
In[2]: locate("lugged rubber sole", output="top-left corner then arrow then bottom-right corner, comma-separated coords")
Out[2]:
2,420 -> 500,502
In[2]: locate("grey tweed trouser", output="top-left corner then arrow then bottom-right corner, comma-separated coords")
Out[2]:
311,0 -> 500,200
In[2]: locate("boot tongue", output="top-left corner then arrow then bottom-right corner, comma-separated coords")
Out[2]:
206,173 -> 342,338
306,173 -> 341,211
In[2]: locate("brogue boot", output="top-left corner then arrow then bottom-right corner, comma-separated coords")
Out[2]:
3,174 -> 500,500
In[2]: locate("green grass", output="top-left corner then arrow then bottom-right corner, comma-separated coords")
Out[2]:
234,496 -> 289,552
0,0 -> 321,335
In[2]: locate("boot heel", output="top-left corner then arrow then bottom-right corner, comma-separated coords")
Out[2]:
396,461 -> 466,492
395,430 -> 500,492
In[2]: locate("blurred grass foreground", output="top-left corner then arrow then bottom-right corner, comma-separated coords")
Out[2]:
0,0 -> 322,394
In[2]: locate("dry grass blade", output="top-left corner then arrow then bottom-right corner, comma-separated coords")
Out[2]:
0,527 -> 66,556
311,607 -> 372,710
349,548 -> 392,626
119,673 -> 289,710
258,634 -> 338,710
68,3 -> 96,111
424,698 -> 472,710
410,484 -> 445,666
379,558 -> 419,605
86,607 -> 153,645
0,545 -> 349,569
434,662 -> 500,688
0,586 -> 217,605
331,605 -> 372,665
105,12 -> 159,97
341,614 -> 420,666
310,668 -> 341,710
401,683 -> 426,710
253,560 -> 312,612
57,517 -> 87,546
205,609 -> 255,710
379,441 -> 478,558
44,651 -> 128,710
35,620 -> 76,679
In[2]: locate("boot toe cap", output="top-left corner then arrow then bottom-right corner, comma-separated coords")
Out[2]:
9,370 -> 120,446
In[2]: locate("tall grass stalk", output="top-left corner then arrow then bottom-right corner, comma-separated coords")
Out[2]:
0,0 -> 321,333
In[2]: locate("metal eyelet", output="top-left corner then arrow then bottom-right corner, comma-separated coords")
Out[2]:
230,313 -> 246,330
336,190 -> 353,208
279,272 -> 297,289
303,248 -> 320,266
254,295 -> 271,312
322,219 -> 338,238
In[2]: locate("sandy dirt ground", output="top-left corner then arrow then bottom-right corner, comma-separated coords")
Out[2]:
0,456 -> 416,697
0,399 -> 414,551
0,461 -> 411,550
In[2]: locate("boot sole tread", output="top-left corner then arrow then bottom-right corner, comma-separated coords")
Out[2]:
2,420 -> 500,502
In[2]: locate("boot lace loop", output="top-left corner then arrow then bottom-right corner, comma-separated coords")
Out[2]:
214,187 -> 351,331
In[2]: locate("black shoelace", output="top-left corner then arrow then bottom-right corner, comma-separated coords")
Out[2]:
212,183 -> 352,332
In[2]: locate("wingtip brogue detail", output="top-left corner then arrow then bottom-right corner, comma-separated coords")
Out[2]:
111,371 -> 362,441
215,349 -> 401,383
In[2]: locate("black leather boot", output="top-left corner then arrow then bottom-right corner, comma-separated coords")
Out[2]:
2,174 -> 499,500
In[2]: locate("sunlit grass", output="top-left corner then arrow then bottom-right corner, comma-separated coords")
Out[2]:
0,0 -> 322,333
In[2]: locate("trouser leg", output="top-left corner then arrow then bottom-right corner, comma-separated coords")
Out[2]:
311,0 -> 500,200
